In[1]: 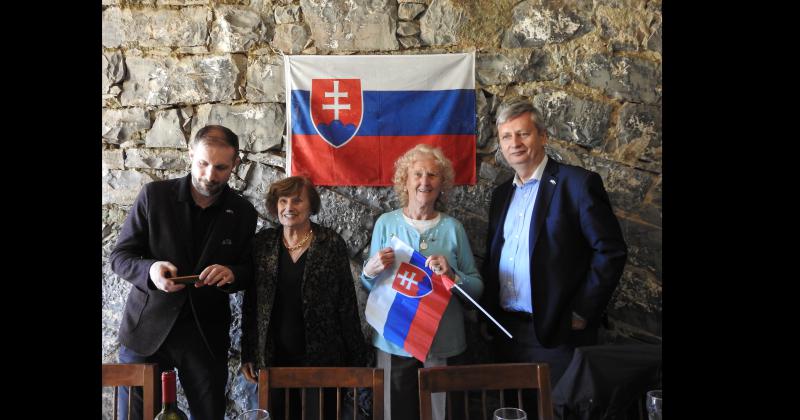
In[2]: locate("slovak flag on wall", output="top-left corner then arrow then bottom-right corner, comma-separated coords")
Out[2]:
284,54 -> 476,186
364,236 -> 455,362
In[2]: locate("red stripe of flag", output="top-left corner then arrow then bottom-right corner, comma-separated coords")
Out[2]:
403,274 -> 456,361
291,134 -> 476,186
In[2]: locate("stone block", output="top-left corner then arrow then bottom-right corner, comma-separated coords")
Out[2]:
102,108 -> 150,144
476,49 -> 557,85
124,148 -> 189,170
274,4 -> 301,24
102,7 -> 209,48
420,0 -> 467,47
191,103 -> 285,153
301,0 -> 399,52
102,149 -> 125,171
145,109 -> 188,149
532,89 -> 613,148
120,55 -> 246,106
577,54 -> 661,104
210,5 -> 268,53
102,170 -> 155,205
102,50 -> 125,94
611,103 -> 661,172
272,23 -> 309,54
501,0 -> 584,48
399,2 -> 426,21
246,54 -> 285,103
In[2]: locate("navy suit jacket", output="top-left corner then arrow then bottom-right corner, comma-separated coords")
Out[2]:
482,158 -> 627,348
110,174 -> 257,357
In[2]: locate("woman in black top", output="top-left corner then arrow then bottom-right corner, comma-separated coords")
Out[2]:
240,176 -> 370,417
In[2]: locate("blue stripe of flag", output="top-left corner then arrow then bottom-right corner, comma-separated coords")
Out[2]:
382,252 -> 437,347
409,250 -> 433,277
383,293 -> 420,347
291,90 -> 476,136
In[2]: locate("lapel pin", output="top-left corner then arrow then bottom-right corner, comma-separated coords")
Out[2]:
225,209 -> 234,214
549,179 -> 556,185
221,239 -> 232,245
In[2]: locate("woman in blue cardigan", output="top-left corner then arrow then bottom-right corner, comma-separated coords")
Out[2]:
361,144 -> 483,420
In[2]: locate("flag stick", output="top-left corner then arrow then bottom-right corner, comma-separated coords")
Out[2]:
447,280 -> 513,339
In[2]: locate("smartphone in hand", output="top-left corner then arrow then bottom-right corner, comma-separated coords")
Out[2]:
168,275 -> 201,284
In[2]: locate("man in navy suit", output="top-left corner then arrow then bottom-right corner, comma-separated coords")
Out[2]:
482,98 -> 627,389
110,125 -> 257,420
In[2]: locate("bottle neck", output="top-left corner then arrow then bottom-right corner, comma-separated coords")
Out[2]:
161,371 -> 177,406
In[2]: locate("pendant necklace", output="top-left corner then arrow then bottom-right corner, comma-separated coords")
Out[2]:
402,208 -> 439,251
419,228 -> 438,250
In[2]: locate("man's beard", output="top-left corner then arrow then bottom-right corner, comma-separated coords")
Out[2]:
192,175 -> 224,197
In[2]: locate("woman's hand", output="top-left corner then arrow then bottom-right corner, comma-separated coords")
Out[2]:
425,255 -> 454,278
363,247 -> 395,277
241,362 -> 258,384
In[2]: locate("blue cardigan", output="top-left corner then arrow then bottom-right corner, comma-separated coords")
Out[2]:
360,209 -> 483,359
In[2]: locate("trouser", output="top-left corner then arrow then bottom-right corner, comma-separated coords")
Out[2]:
492,311 -> 596,419
117,321 -> 228,420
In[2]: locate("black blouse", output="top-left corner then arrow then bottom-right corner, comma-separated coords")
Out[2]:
270,243 -> 308,365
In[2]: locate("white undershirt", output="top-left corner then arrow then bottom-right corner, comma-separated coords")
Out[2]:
402,212 -> 441,234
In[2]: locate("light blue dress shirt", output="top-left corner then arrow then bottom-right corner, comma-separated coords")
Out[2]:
498,155 -> 548,313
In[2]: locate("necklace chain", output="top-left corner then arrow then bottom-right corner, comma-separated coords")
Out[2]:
283,230 -> 313,252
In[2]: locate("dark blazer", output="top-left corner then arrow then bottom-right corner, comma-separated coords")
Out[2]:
110,174 -> 258,358
482,158 -> 627,348
241,223 -> 371,368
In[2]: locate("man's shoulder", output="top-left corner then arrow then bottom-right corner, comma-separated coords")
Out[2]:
225,188 -> 257,212
546,159 -> 609,196
548,158 -> 595,179
141,177 -> 182,196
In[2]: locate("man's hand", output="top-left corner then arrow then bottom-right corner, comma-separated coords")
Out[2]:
197,264 -> 235,287
149,261 -> 184,292
364,247 -> 395,277
241,362 -> 258,384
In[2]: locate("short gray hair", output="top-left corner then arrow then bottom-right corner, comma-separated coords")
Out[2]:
495,97 -> 547,135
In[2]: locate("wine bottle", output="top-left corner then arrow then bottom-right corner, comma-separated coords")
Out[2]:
155,369 -> 189,420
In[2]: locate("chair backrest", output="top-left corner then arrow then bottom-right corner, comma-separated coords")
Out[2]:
102,363 -> 158,420
258,367 -> 384,420
418,363 -> 553,420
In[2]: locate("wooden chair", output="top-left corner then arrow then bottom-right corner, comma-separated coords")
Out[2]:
102,363 -> 159,420
418,363 -> 553,420
258,367 -> 384,420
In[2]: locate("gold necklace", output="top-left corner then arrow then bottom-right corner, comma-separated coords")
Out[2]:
283,230 -> 313,251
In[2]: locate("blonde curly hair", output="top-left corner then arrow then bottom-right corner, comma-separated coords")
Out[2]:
391,144 -> 455,208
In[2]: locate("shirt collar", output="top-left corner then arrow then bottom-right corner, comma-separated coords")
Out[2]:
512,154 -> 548,187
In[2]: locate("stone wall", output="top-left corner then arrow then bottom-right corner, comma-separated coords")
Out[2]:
102,0 -> 662,418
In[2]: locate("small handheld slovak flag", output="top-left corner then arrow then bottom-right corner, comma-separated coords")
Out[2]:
364,236 -> 455,362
